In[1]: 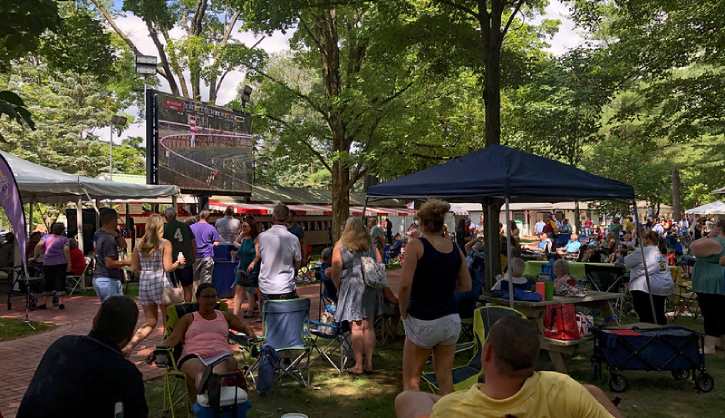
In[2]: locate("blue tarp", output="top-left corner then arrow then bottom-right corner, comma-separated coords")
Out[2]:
367,144 -> 634,202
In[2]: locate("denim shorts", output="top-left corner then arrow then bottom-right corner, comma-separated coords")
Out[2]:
403,313 -> 461,349
93,277 -> 123,302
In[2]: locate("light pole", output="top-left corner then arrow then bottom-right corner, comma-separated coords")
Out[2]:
109,115 -> 127,180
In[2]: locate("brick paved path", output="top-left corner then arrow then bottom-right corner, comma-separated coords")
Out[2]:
0,272 -> 401,418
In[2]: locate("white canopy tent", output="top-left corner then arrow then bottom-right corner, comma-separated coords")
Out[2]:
2,152 -> 178,203
685,201 -> 725,215
2,151 -> 179,253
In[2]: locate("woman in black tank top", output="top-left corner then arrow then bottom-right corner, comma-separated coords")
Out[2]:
399,200 -> 471,395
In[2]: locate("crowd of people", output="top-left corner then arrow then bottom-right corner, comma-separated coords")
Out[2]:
15,197 -> 725,418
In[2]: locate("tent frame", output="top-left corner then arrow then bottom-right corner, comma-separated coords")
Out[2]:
365,145 -> 646,312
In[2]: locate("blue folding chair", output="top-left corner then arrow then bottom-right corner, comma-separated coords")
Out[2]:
249,298 -> 313,388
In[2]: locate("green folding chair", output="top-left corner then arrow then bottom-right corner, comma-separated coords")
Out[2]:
422,305 -> 526,393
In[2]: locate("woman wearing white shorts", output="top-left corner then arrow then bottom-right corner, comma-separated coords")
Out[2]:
399,199 -> 471,394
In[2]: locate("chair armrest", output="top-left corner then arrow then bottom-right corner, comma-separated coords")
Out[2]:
228,330 -> 252,346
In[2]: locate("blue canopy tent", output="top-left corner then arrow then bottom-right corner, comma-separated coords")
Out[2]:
367,144 -> 633,202
367,145 -> 652,314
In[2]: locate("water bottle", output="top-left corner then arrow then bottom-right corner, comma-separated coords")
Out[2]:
114,402 -> 123,418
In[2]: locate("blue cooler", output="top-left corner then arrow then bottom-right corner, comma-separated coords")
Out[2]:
192,386 -> 251,418
212,261 -> 236,298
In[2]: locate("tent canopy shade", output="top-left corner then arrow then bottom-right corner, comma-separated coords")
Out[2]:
367,144 -> 634,203
3,152 -> 179,203
714,186 -> 725,195
685,201 -> 725,215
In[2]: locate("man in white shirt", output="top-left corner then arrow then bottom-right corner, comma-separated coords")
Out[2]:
256,204 -> 302,300
215,206 -> 241,244
534,218 -> 546,235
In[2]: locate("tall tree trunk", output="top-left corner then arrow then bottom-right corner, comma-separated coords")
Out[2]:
191,72 -> 201,101
671,167 -> 681,221
484,2 -> 502,147
208,74 -> 218,104
331,158 -> 350,242
479,1 -> 504,278
316,8 -> 348,240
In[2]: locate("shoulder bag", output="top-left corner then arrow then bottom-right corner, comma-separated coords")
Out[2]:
359,254 -> 387,289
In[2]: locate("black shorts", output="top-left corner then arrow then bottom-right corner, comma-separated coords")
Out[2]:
43,264 -> 67,294
172,265 -> 194,287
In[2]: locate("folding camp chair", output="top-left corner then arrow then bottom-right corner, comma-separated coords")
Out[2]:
248,298 -> 313,388
153,301 -> 249,418
66,256 -> 92,296
308,276 -> 353,373
422,305 -> 526,393
585,264 -> 627,323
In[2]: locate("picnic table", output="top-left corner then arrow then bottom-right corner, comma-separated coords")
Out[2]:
481,291 -> 623,373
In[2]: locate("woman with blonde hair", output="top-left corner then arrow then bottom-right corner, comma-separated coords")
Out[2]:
123,214 -> 186,355
328,217 -> 383,375
399,199 -> 471,394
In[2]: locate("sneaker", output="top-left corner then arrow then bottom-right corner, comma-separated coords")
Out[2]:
58,303 -> 65,310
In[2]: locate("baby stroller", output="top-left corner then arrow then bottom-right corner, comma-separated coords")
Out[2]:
592,325 -> 714,393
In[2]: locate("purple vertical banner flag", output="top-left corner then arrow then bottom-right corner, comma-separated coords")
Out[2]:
0,153 -> 27,268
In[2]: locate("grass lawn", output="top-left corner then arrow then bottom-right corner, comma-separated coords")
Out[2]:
0,317 -> 55,341
144,318 -> 725,418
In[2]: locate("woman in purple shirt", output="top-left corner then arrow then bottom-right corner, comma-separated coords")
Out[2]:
34,223 -> 70,310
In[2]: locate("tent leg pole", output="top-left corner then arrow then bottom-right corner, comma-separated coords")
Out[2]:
28,202 -> 33,236
483,199 -> 500,292
632,199 -> 658,324
505,197 -> 514,308
76,200 -> 86,289
362,197 -> 369,221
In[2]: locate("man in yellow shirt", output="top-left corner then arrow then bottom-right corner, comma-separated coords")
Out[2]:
395,316 -> 621,418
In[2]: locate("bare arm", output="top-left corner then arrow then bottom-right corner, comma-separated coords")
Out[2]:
465,237 -> 482,252
130,249 -> 141,273
106,256 -> 131,270
33,240 -> 44,260
294,239 -> 302,269
223,311 -> 256,338
161,240 -> 183,272
329,241 -> 344,289
63,245 -> 71,272
247,239 -> 261,273
398,239 -> 422,319
690,237 -> 722,258
456,249 -> 472,292
162,314 -> 192,348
